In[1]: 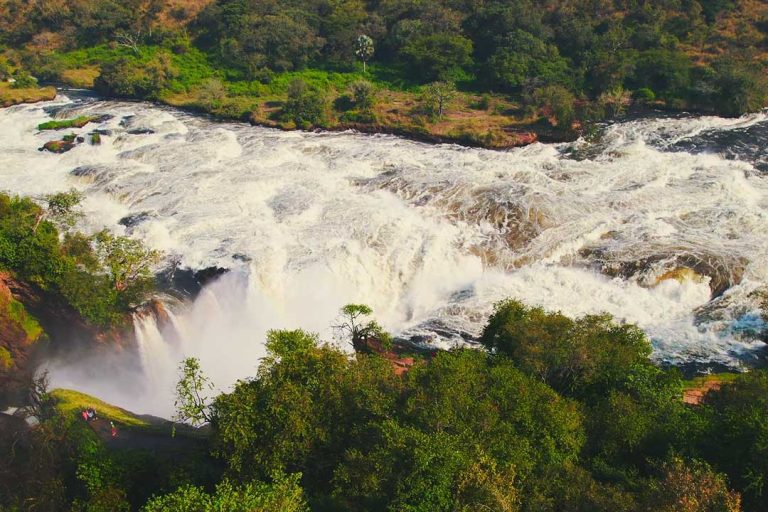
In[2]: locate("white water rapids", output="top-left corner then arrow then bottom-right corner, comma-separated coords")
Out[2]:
1,94 -> 766,416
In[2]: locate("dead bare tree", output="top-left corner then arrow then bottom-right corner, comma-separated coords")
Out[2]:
115,30 -> 142,55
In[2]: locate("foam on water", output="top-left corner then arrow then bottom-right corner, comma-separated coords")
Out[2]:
1,95 -> 766,415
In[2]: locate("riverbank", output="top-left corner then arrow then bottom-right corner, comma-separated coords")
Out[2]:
0,82 -> 56,108
158,87 -> 564,149
37,47 -> 580,150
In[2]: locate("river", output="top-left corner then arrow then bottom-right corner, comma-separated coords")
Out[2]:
1,94 -> 766,415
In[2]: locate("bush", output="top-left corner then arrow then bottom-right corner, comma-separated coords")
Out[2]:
471,94 -> 491,111
281,79 -> 328,127
11,72 -> 38,89
419,81 -> 456,119
94,52 -> 177,100
195,78 -> 227,110
634,87 -> 656,103
712,58 -> 768,117
529,85 -> 576,128
349,80 -> 376,111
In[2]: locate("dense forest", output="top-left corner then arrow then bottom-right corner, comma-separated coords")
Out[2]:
1,0 -> 767,145
2,299 -> 768,511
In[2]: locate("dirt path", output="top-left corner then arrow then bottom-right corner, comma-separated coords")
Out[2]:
683,379 -> 724,405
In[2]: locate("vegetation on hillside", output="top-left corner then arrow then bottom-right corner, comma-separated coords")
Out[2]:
1,0 -> 767,146
2,302 -> 767,511
0,191 -> 158,326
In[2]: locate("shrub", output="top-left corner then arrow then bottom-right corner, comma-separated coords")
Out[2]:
530,85 -> 576,128
350,80 -> 376,111
11,73 -> 38,89
419,81 -> 456,119
634,87 -> 656,103
94,52 -> 177,99
282,79 -> 328,127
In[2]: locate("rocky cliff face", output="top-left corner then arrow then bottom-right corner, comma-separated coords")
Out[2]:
0,272 -> 133,408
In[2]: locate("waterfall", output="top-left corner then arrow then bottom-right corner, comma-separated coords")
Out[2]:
2,95 -> 766,415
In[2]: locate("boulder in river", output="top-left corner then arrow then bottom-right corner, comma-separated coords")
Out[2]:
41,140 -> 75,153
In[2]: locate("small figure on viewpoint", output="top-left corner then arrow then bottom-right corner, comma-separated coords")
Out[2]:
81,410 -> 88,422
86,407 -> 95,421
110,421 -> 118,438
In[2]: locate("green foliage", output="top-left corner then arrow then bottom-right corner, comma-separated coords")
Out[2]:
401,33 -> 473,82
43,189 -> 84,230
214,331 -> 583,510
635,87 -> 657,103
7,297 -> 44,342
93,229 -> 159,302
710,58 -> 768,117
174,357 -> 214,427
5,0 -> 768,120
486,30 -> 572,92
480,299 -> 652,400
349,79 -> 376,112
95,51 -> 177,99
0,192 -> 156,326
0,346 -> 12,369
194,78 -> 227,110
334,303 -> 391,352
355,35 -> 374,73
699,371 -> 768,510
281,78 -> 328,128
10,72 -> 38,89
420,81 -> 456,119
642,457 -> 741,512
142,473 -> 308,512
529,85 -> 576,128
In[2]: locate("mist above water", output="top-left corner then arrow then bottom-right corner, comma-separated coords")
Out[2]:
0,96 -> 766,416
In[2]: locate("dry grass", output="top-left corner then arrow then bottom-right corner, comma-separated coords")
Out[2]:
60,67 -> 100,88
0,82 -> 56,107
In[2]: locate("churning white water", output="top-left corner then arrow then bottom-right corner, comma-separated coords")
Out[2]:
0,94 -> 766,416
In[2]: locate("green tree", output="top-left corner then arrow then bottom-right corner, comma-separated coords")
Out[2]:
355,34 -> 374,73
282,79 -> 328,128
34,188 -> 84,232
420,81 -> 456,119
480,300 -> 652,400
486,30 -> 572,92
700,371 -> 768,509
401,33 -> 473,82
93,230 -> 159,295
642,457 -> 741,512
529,85 -> 576,128
11,71 -> 38,89
712,58 -> 768,117
334,303 -> 390,353
174,357 -> 213,427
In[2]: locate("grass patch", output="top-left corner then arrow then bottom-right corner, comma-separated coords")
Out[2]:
51,388 -> 150,428
0,82 -> 56,107
38,115 -> 99,131
682,372 -> 740,391
6,298 -> 44,342
60,67 -> 100,88
0,346 -> 12,369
